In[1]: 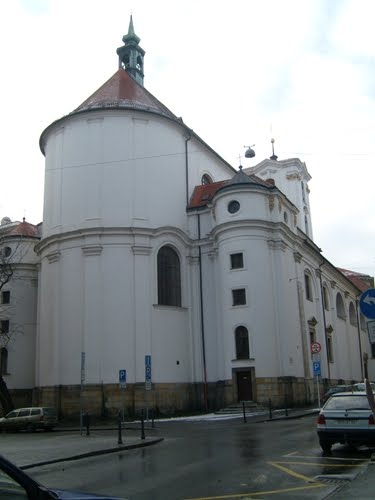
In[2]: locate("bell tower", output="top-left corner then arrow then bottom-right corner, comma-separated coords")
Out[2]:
116,15 -> 145,86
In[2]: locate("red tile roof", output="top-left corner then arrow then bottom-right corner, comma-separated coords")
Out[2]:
188,181 -> 228,209
337,268 -> 374,292
7,219 -> 39,238
188,175 -> 274,209
73,69 -> 178,120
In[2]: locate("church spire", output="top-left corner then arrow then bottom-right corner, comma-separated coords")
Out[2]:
116,15 -> 145,86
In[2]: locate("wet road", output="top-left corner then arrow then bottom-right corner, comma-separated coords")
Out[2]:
29,416 -> 371,499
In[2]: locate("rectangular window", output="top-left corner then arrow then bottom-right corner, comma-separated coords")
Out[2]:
232,288 -> 246,306
0,320 -> 9,334
230,253 -> 244,269
305,273 -> 312,301
1,291 -> 10,304
371,344 -> 375,359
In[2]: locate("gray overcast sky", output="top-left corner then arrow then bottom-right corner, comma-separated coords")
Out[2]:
1,0 -> 374,277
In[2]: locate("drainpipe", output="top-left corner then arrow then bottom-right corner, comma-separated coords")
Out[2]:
184,133 -> 191,207
318,261 -> 330,380
197,214 -> 208,411
355,297 -> 364,380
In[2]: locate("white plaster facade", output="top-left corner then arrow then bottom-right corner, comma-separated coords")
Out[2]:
0,20 -> 373,416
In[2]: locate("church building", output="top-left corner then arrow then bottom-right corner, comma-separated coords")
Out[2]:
0,17 -> 373,417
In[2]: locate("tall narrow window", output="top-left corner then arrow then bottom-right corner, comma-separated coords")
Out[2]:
157,246 -> 181,307
1,291 -> 10,304
0,348 -> 7,375
0,320 -> 9,335
304,272 -> 313,301
336,293 -> 345,319
322,285 -> 329,310
349,302 -> 357,326
235,326 -> 249,359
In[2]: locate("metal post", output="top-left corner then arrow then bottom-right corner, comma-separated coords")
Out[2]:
151,408 -> 155,428
285,396 -> 288,417
242,401 -> 247,423
85,412 -> 90,436
117,412 -> 123,445
141,409 -> 145,440
269,398 -> 272,419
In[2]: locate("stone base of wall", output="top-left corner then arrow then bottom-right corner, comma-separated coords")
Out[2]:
29,376 -> 329,418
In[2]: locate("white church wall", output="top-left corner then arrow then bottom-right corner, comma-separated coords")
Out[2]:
186,136 -> 235,190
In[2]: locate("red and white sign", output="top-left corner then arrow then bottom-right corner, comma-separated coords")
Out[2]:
311,341 -> 321,354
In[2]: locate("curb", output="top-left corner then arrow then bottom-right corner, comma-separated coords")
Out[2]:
21,437 -> 164,470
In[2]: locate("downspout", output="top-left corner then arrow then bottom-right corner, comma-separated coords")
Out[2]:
355,297 -> 364,380
197,214 -> 208,411
184,133 -> 191,207
318,261 -> 331,380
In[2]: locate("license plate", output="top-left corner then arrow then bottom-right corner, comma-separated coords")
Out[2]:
332,419 -> 360,424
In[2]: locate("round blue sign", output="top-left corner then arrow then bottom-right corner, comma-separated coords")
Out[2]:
359,289 -> 375,319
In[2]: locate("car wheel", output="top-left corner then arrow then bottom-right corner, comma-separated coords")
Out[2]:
320,440 -> 332,453
25,423 -> 34,432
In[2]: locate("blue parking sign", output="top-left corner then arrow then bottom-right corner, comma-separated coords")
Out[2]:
119,369 -> 126,387
313,361 -> 321,376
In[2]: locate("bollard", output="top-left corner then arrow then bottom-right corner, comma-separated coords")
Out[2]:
151,408 -> 155,429
85,412 -> 90,436
141,409 -> 145,440
242,401 -> 247,423
269,398 -> 273,420
117,412 -> 123,445
285,396 -> 288,417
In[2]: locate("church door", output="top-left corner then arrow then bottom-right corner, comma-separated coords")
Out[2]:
236,370 -> 253,401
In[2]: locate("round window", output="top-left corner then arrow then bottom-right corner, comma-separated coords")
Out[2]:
228,200 -> 240,214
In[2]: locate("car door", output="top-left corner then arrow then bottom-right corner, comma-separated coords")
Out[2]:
2,410 -> 19,430
16,409 -> 31,430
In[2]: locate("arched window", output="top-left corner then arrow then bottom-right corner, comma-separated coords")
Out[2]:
235,326 -> 249,359
336,293 -> 345,319
0,348 -> 8,375
201,174 -> 213,185
349,302 -> 357,326
157,246 -> 181,307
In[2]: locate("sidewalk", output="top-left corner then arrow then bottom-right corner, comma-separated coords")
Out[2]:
0,426 -> 162,470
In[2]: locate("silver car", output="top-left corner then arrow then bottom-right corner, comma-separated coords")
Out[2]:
316,391 -> 375,452
0,407 -> 58,432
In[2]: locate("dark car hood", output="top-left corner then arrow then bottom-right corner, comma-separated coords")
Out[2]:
51,488 -> 125,499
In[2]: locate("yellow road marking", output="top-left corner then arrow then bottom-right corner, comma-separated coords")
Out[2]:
184,457 -> 366,500
267,461 -> 319,482
184,483 -> 325,500
274,460 -> 365,468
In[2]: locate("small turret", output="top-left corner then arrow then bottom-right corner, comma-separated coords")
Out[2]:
116,15 -> 145,86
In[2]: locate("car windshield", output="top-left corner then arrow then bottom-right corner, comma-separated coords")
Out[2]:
324,394 -> 371,410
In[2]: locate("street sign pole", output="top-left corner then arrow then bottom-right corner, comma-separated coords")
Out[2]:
311,344 -> 321,408
80,352 -> 85,436
119,369 -> 127,422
